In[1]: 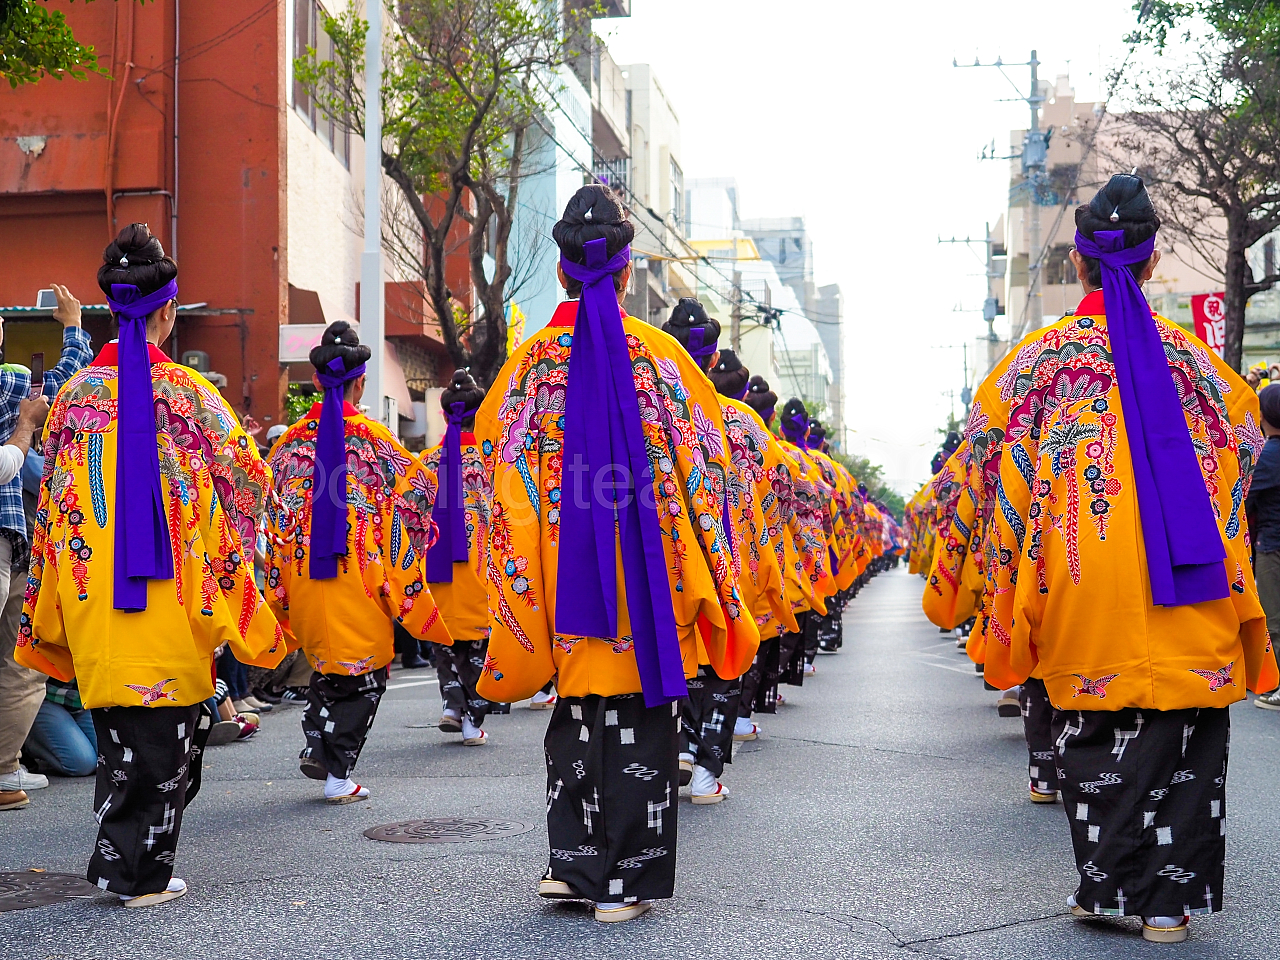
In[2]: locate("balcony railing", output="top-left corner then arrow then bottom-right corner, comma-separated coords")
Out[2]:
592,157 -> 630,193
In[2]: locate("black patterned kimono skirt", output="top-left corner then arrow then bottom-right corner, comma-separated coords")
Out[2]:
680,665 -> 741,777
544,693 -> 679,903
738,635 -> 779,717
432,638 -> 494,726
1052,706 -> 1229,919
1020,678 -> 1059,795
778,612 -> 809,686
87,703 -> 210,897
300,668 -> 387,779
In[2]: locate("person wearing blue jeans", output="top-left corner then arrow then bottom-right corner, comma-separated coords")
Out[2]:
24,679 -> 97,777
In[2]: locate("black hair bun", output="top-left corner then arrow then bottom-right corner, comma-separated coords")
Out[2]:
808,418 -> 827,443
743,374 -> 777,418
97,222 -> 178,300
668,297 -> 709,327
712,349 -> 742,374
1088,174 -> 1154,224
309,320 -> 371,374
441,367 -> 486,416
552,184 -> 634,266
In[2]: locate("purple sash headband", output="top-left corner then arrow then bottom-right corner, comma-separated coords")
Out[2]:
687,326 -> 718,359
781,410 -> 808,444
426,400 -> 472,583
105,279 -> 178,612
555,240 -> 687,707
310,358 -> 366,580
729,382 -> 749,401
759,405 -> 775,422
1074,228 -> 1227,606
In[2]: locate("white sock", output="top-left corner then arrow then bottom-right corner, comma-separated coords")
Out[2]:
462,717 -> 482,740
120,878 -> 185,900
324,773 -> 358,798
734,716 -> 756,735
1146,916 -> 1186,929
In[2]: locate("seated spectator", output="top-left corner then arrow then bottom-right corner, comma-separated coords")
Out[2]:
23,678 -> 97,777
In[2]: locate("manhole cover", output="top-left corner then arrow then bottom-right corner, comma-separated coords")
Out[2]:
364,817 -> 535,843
0,872 -> 98,913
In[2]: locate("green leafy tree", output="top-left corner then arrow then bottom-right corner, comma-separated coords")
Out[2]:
1,0 -> 143,89
832,450 -> 905,522
297,0 -> 598,387
1104,38 -> 1280,371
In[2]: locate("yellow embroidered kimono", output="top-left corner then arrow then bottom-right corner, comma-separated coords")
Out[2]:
719,397 -> 798,641
970,298 -> 1277,708
264,403 -> 451,677
922,443 -> 984,631
17,345 -> 284,709
778,438 -> 834,615
420,432 -> 492,642
809,448 -> 861,589
473,306 -> 760,703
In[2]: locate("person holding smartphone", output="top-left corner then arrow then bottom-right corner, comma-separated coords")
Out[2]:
0,282 -> 93,810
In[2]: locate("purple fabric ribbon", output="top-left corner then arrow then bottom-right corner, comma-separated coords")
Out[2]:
555,240 -> 687,707
425,401 -> 470,583
687,327 -> 718,359
759,405 -> 775,423
106,280 -> 178,612
1074,229 -> 1227,605
806,434 -> 823,450
729,382 -> 749,401
310,358 -> 365,580
780,410 -> 808,445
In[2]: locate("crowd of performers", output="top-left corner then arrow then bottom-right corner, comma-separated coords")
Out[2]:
903,174 -> 1280,944
12,188 -> 904,920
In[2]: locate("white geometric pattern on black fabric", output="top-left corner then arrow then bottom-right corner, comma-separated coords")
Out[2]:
1052,705 -> 1229,919
647,783 -> 671,837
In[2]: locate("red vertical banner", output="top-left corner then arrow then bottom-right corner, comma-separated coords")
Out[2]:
1191,292 -> 1226,356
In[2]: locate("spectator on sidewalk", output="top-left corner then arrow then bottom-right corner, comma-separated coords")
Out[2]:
1250,383 -> 1280,710
0,282 -> 93,811
23,678 -> 96,777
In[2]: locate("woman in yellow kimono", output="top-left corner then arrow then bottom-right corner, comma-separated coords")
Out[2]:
474,185 -> 757,922
264,321 -> 450,804
775,399 -> 840,683
968,176 -> 1278,940
661,315 -> 790,802
802,418 -> 862,657
718,370 -> 808,738
421,369 -> 494,745
17,224 -> 284,907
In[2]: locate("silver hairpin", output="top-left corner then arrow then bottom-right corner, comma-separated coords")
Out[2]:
1109,207 -> 1120,222
584,207 -> 593,221
119,255 -> 129,265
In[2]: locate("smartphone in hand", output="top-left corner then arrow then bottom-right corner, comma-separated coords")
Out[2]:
28,352 -> 44,400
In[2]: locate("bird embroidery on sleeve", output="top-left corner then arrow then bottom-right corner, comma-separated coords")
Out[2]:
1070,674 -> 1119,699
123,679 -> 179,706
1188,662 -> 1236,692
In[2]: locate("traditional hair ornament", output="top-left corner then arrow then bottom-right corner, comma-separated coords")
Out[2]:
584,207 -> 593,220
119,255 -> 129,266
1109,207 -> 1120,223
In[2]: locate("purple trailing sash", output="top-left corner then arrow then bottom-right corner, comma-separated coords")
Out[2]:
310,358 -> 365,580
425,401 -> 469,583
555,239 -> 687,707
1074,229 -> 1228,605
106,280 -> 178,612
687,326 -> 718,360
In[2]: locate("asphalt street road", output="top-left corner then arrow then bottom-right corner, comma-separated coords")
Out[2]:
4,567 -> 1280,959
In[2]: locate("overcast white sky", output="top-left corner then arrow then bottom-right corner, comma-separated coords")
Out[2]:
598,0 -> 1144,494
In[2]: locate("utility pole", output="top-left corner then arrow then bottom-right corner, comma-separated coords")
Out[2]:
731,269 -> 742,353
1026,50 -> 1044,332
955,50 -> 1050,336
937,224 -> 1005,377
360,1 -> 385,422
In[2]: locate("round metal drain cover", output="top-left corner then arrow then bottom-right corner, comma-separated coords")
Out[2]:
0,872 -> 98,913
364,817 -> 535,844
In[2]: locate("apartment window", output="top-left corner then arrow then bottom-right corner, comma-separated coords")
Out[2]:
293,0 -> 348,168
669,156 -> 683,231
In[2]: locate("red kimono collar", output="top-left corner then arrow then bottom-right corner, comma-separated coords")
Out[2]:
548,299 -> 627,327
305,401 -> 363,418
92,342 -> 172,366
1072,289 -> 1155,317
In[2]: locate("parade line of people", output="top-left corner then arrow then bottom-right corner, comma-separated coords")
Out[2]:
5,188 -> 904,922
906,174 -> 1280,944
